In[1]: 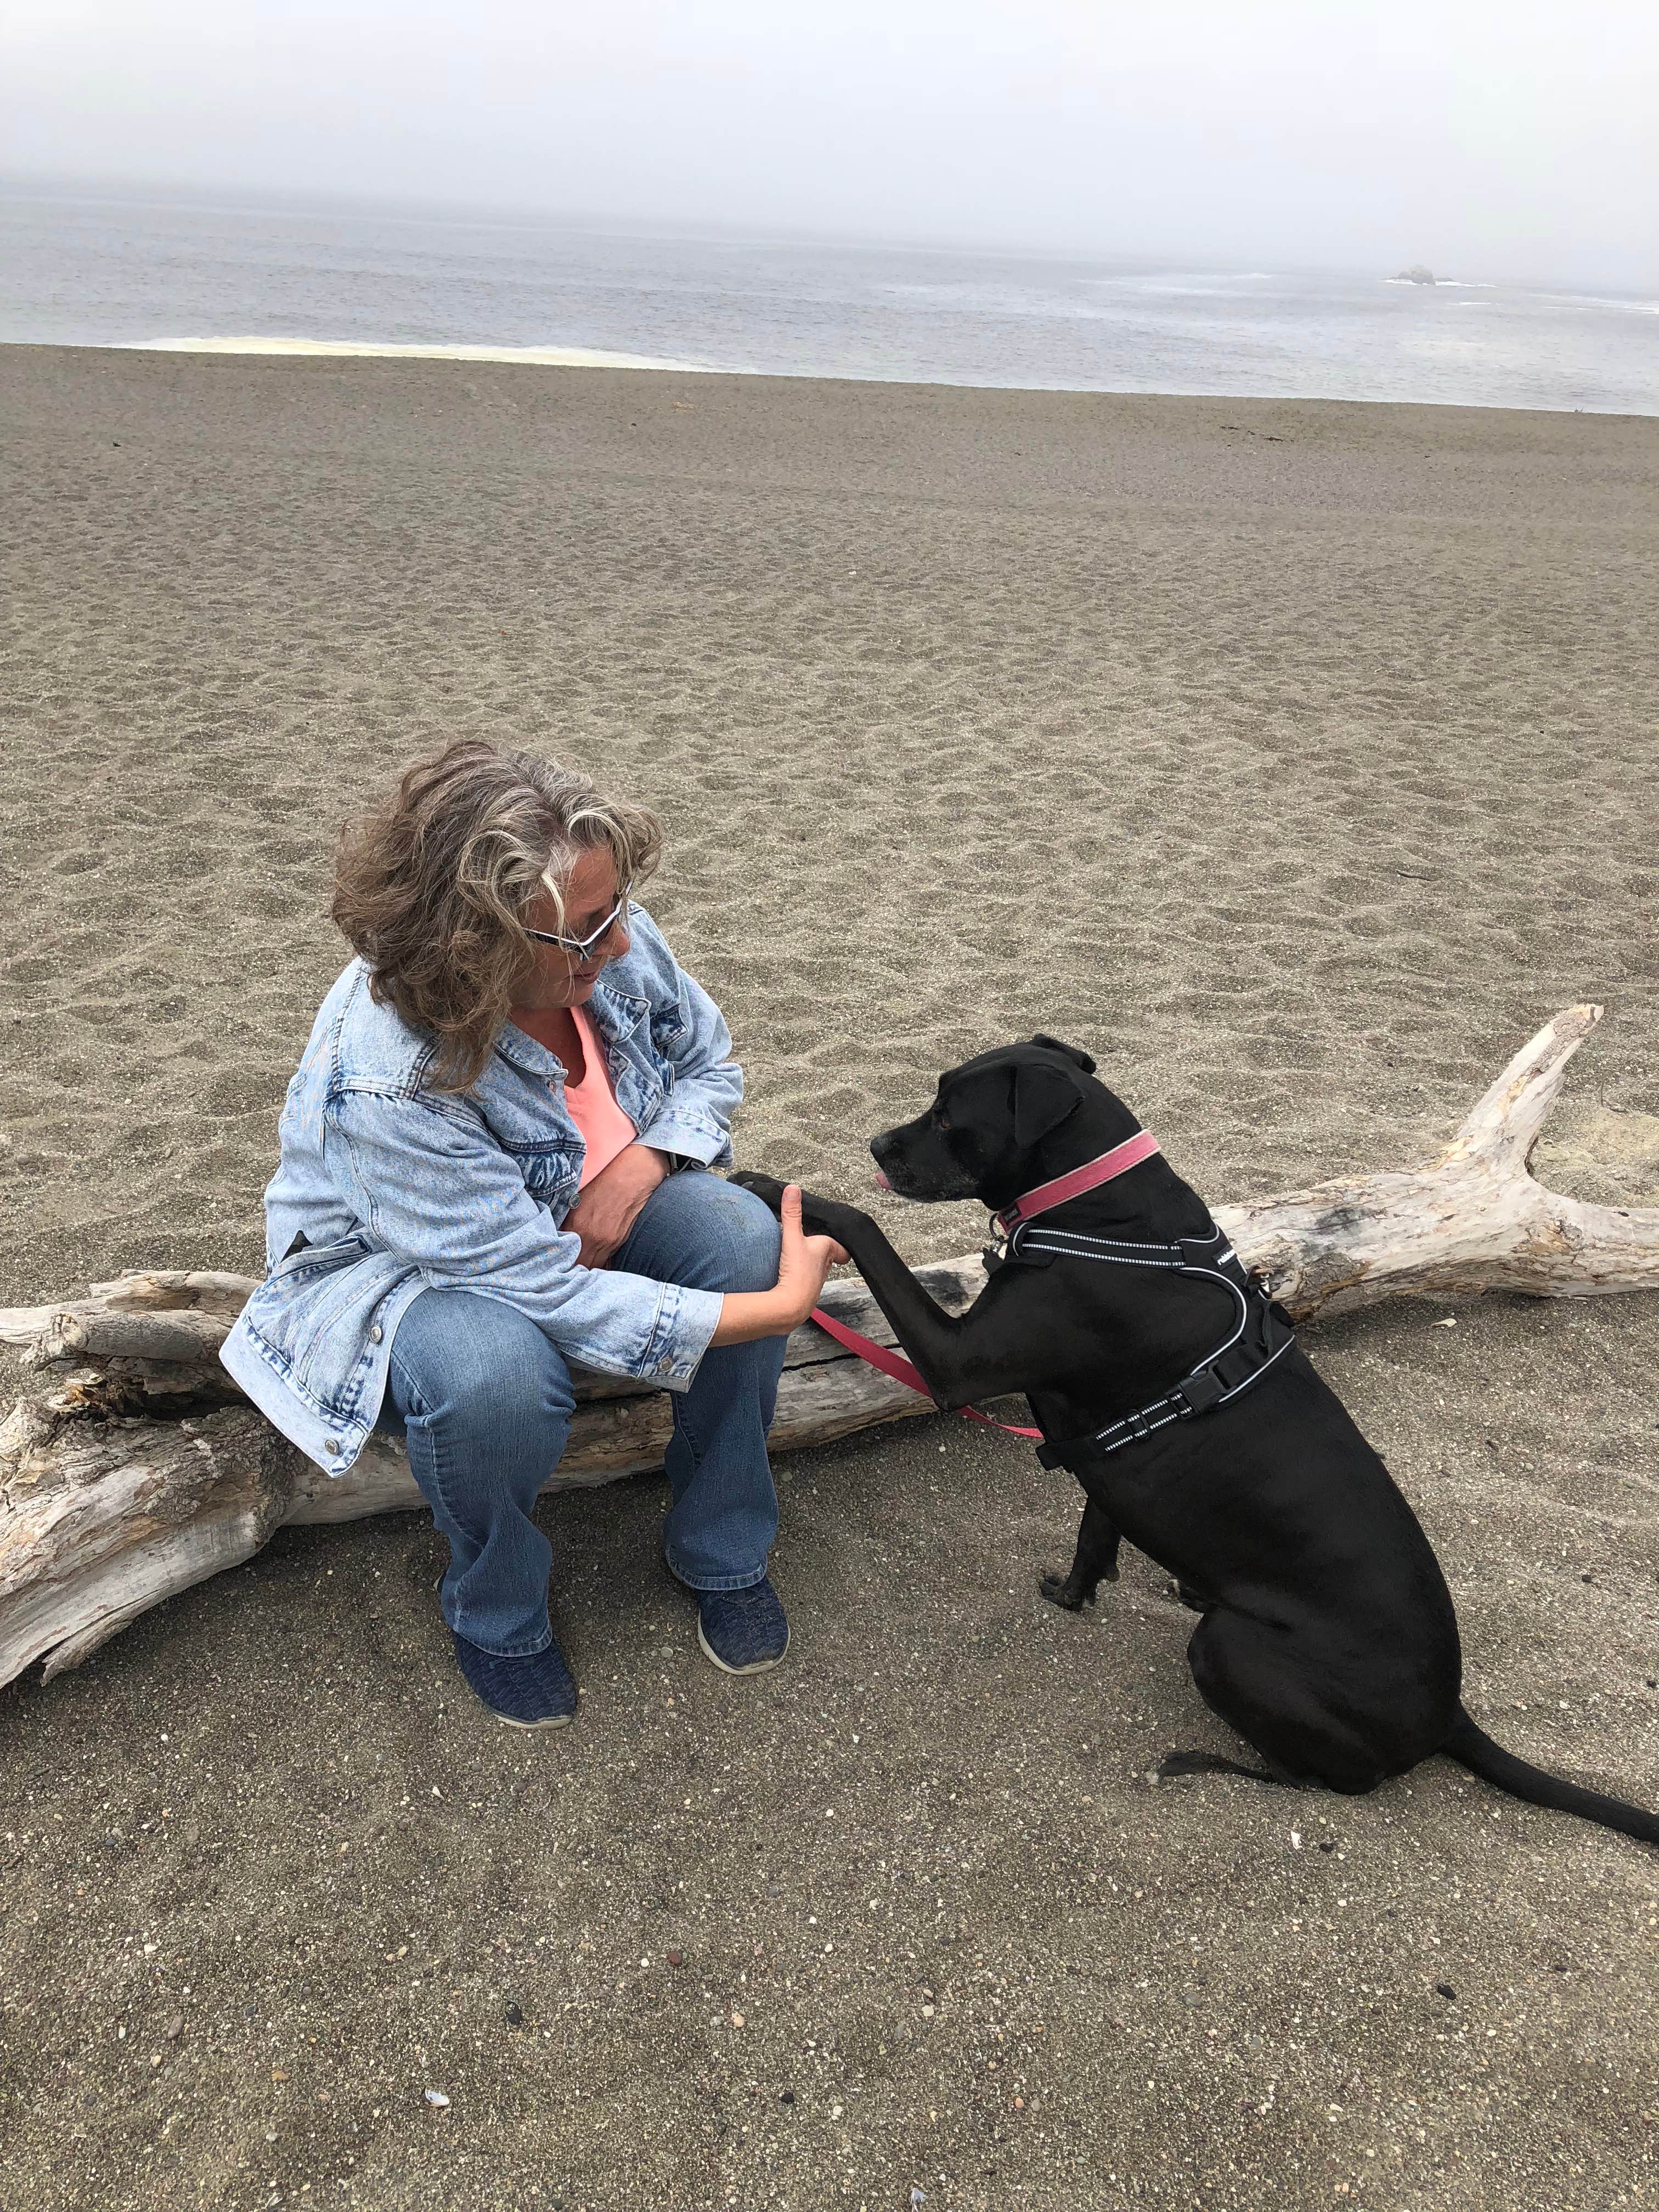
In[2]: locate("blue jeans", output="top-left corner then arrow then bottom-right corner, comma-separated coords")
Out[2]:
378,1170 -> 787,1656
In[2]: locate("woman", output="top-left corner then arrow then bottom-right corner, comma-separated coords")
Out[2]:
222,740 -> 844,1729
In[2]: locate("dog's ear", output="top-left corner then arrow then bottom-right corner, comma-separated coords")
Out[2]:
1012,1059 -> 1086,1149
1030,1032 -> 1096,1076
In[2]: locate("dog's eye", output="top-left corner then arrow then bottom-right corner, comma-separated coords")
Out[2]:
934,1111 -> 951,1132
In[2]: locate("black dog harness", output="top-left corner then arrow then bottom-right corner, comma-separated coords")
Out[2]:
984,1219 -> 1296,1470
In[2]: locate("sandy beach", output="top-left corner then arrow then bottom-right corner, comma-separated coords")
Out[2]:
2,343 -> 1657,2209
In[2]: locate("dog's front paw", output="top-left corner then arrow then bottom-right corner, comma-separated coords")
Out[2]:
729,1170 -> 789,1215
730,1173 -> 860,1244
803,1197 -> 867,1244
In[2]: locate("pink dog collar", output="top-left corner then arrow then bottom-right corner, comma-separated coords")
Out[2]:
996,1130 -> 1162,1233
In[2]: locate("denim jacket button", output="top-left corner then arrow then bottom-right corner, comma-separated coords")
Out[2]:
368,1323 -> 383,1344
655,1356 -> 674,1375
325,1438 -> 342,1455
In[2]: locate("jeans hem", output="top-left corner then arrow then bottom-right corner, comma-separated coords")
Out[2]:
450,1626 -> 556,1661
663,1550 -> 768,1596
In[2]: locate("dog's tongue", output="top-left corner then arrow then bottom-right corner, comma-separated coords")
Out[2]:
874,1168 -> 891,1191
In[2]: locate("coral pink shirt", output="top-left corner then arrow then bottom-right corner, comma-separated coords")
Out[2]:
565,1002 -> 638,1187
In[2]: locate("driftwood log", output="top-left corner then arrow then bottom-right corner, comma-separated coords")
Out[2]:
3,1004 -> 1656,1691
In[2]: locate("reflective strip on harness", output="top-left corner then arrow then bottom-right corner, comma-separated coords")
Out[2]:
806,1221 -> 1293,1466
1024,1223 -> 1295,1470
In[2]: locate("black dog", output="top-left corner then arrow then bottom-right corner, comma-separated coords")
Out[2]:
735,1036 -> 1659,1845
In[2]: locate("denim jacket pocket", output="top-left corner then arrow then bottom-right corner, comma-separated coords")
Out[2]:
270,1231 -> 371,1283
252,1234 -> 383,1398
511,1146 -> 579,1210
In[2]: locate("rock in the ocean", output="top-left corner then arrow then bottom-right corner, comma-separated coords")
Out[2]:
1396,264 -> 1437,285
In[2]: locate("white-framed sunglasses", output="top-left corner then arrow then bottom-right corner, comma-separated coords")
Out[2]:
524,885 -> 631,963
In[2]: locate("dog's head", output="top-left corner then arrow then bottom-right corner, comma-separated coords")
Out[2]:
871,1034 -> 1141,1210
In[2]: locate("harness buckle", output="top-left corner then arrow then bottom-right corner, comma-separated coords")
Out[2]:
1173,1369 -> 1226,1418
985,1222 -> 1055,1277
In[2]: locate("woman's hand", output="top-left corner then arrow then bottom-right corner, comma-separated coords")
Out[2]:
709,1184 -> 848,1346
775,1182 -> 849,1325
564,1143 -> 670,1268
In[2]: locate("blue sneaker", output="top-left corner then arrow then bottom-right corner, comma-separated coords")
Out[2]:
453,1632 -> 578,1728
697,1578 -> 789,1674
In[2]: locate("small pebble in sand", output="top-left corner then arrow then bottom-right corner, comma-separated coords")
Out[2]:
1435,1983 -> 1457,2002
505,2004 -> 522,2027
424,2088 -> 450,2107
667,1949 -> 685,1968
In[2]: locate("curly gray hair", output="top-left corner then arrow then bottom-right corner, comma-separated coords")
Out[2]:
331,739 -> 662,1092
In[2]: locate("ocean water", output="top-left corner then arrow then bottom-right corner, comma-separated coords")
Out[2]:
3,187 -> 1656,414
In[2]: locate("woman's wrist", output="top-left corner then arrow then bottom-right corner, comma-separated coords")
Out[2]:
710,1287 -> 806,1347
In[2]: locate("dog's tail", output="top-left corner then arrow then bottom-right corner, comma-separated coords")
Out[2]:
1443,1707 -> 1659,1845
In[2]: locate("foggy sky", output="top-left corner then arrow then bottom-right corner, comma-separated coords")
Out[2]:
5,0 -> 1656,287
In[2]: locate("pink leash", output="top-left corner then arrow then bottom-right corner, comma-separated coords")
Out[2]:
809,1128 -> 1163,1444
806,1305 -> 1045,1440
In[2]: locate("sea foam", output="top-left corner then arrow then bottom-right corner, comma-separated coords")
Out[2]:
127,335 -> 712,373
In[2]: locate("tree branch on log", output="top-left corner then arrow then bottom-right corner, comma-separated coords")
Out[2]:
1216,1003 -> 1659,1314
3,1004 -> 1655,1690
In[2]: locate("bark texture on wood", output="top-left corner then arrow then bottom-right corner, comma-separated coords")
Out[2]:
0,1402 -> 294,1683
3,1004 -> 1655,1689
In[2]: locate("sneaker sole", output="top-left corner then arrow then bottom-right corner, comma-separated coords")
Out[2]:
697,1616 -> 789,1675
459,1680 -> 577,1730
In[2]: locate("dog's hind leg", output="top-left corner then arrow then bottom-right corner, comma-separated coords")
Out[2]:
1040,1498 -> 1121,1610
1176,1608 -> 1393,1795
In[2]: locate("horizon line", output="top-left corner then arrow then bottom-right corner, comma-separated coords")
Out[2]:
3,170 -> 1649,300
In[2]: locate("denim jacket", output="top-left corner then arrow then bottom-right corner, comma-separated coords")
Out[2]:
219,906 -> 738,1474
